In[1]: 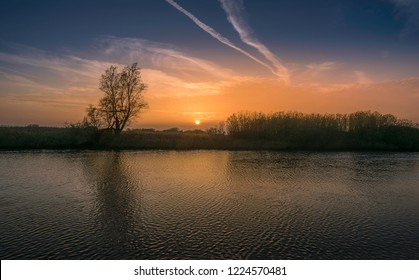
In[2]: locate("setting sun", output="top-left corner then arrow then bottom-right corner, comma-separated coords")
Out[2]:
195,120 -> 201,125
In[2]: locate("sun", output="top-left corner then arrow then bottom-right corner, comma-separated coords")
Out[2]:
195,120 -> 201,125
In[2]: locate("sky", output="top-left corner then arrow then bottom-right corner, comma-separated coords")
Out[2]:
1,0 -> 418,129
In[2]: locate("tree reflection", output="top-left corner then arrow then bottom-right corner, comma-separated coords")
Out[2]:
81,152 -> 144,259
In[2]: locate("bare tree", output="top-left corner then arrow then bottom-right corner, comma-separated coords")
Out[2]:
83,104 -> 104,128
84,63 -> 147,134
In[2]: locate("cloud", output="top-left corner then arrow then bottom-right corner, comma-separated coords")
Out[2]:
354,71 -> 372,84
306,61 -> 336,72
99,36 -> 233,81
304,61 -> 337,79
0,67 -> 99,125
0,48 -> 111,88
287,61 -> 379,85
290,61 -> 340,84
165,0 -> 278,78
98,37 -> 243,97
218,0 -> 290,83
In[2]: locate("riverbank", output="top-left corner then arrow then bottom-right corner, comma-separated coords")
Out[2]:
1,126 -> 418,151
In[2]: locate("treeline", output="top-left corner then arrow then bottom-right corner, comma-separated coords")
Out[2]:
1,111 -> 418,151
226,111 -> 419,150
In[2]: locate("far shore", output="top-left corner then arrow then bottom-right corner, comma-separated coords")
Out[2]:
1,126 -> 418,152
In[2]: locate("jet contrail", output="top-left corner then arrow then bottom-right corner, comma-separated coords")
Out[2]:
218,0 -> 290,83
165,0 -> 278,76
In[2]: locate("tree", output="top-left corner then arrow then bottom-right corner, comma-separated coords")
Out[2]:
84,63 -> 147,134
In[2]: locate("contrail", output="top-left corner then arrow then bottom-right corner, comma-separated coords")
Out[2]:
165,0 -> 277,76
219,0 -> 290,83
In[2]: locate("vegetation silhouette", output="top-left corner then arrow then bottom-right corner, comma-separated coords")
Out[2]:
0,111 -> 418,151
225,111 -> 419,150
83,63 -> 147,135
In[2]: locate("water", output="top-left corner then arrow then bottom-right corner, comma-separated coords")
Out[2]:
0,151 -> 418,259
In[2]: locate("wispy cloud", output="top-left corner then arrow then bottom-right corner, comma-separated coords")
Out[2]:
285,60 -> 381,85
0,48 -> 110,88
291,61 -> 338,84
218,0 -> 290,83
98,37 -> 239,97
354,71 -> 371,84
0,57 -> 102,109
99,37 -> 233,81
165,0 -> 278,78
305,61 -> 336,76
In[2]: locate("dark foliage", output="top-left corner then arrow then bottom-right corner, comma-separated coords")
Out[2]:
225,111 -> 419,150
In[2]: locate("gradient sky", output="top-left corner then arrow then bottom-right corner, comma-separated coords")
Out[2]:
1,0 -> 418,129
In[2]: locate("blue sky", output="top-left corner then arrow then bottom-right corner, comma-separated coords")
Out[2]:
1,0 -> 418,127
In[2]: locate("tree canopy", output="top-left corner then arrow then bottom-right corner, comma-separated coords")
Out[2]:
84,63 -> 147,134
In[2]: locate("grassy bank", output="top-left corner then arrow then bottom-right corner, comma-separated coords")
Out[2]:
0,126 -> 287,150
1,124 -> 418,151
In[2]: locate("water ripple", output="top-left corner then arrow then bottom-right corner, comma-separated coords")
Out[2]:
0,151 -> 418,259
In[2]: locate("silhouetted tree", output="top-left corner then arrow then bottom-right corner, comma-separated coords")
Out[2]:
84,104 -> 103,128
84,63 -> 147,134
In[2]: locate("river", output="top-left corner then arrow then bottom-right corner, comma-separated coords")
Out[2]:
1,151 -> 418,259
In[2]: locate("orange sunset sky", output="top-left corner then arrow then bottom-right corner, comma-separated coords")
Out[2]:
1,0 -> 418,129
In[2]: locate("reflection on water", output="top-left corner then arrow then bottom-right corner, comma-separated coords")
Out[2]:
0,151 -> 418,259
